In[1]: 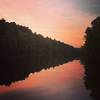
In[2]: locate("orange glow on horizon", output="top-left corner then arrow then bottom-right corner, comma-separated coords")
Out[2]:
0,0 -> 96,47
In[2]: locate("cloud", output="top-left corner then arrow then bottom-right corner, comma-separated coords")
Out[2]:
77,0 -> 100,15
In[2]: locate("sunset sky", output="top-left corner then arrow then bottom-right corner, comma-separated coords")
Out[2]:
0,0 -> 99,47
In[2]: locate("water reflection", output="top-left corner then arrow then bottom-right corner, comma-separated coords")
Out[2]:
81,58 -> 100,100
0,60 -> 92,100
0,54 -> 79,86
0,50 -> 95,100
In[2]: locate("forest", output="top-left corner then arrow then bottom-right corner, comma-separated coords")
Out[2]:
0,18 -> 78,85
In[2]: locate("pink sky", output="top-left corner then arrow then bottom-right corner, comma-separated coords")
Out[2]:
0,0 -> 96,47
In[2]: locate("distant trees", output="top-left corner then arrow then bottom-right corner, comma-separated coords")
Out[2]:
0,18 -> 75,63
0,18 -> 78,85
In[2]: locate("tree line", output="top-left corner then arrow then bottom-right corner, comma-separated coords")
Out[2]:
0,18 -> 78,85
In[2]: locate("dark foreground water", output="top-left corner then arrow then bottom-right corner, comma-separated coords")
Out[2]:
0,60 -> 92,100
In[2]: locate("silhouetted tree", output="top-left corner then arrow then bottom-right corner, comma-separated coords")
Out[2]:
81,17 -> 100,100
84,16 -> 100,62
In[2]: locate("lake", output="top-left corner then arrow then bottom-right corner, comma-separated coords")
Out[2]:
0,60 -> 92,100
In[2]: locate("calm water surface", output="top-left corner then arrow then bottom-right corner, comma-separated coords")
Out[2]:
0,60 -> 92,100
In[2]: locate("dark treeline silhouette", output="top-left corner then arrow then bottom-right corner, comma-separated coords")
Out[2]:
0,18 -> 79,86
80,17 -> 100,62
80,17 -> 100,100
